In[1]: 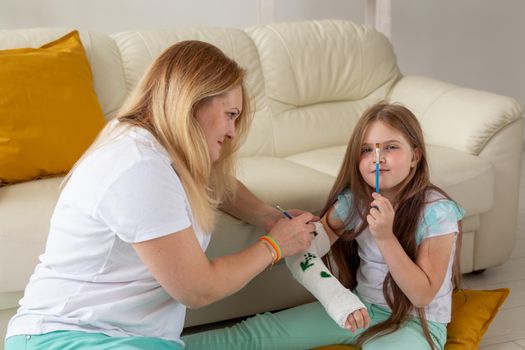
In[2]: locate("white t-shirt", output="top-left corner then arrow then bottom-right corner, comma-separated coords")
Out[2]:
7,126 -> 210,346
334,189 -> 464,323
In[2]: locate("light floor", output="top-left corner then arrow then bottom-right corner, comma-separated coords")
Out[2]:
467,149 -> 525,349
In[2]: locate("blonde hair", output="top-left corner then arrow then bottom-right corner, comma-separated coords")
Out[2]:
64,40 -> 252,233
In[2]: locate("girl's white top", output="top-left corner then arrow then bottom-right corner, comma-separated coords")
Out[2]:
334,189 -> 464,323
7,126 -> 210,346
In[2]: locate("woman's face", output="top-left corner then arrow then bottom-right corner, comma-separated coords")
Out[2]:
194,85 -> 243,162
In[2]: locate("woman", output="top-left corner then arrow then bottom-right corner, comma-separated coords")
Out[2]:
5,40 -> 316,350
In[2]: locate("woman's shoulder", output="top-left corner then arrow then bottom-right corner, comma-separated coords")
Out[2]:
75,126 -> 178,193
97,126 -> 172,173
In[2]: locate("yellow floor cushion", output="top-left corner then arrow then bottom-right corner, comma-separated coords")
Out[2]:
313,288 -> 509,350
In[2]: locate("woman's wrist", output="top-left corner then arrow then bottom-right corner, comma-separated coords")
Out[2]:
259,240 -> 276,268
260,209 -> 282,232
259,235 -> 282,264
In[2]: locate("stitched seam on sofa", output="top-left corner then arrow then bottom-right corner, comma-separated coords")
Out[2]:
357,24 -> 365,99
86,30 -> 117,119
418,86 -> 460,129
108,33 -> 131,103
136,31 -> 155,62
225,29 -> 235,62
372,74 -> 400,102
83,31 -> 94,67
226,29 -> 276,157
385,73 -> 404,100
121,31 -> 155,94
421,87 -> 522,155
267,26 -> 299,108
242,29 -> 277,156
477,117 -> 523,157
93,31 -> 128,119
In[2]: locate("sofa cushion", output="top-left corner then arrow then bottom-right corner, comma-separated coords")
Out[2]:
236,157 -> 336,214
0,177 -> 63,292
0,31 -> 106,184
427,145 -> 493,216
247,20 -> 400,157
286,144 -> 494,216
247,20 -> 399,108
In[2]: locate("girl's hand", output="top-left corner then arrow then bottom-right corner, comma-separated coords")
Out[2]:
366,192 -> 395,241
344,307 -> 370,333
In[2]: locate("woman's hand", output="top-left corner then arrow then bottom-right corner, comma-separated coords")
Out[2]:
366,192 -> 395,241
345,307 -> 370,333
268,212 -> 316,257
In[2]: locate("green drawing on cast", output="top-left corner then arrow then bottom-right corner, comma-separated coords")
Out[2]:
300,252 -> 317,272
320,271 -> 331,278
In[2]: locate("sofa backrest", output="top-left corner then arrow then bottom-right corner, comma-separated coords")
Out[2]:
0,21 -> 402,161
246,20 -> 401,157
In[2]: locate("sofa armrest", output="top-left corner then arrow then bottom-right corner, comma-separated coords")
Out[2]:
390,75 -> 523,155
391,75 -> 524,271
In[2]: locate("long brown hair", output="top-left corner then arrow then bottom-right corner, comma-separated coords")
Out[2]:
65,40 -> 252,233
323,102 -> 462,349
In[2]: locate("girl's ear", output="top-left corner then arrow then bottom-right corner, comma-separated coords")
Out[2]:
411,147 -> 421,168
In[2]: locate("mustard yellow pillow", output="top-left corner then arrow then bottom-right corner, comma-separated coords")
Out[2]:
0,30 -> 105,184
446,288 -> 509,349
313,288 -> 509,350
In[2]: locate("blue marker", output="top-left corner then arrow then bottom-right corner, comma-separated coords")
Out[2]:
375,143 -> 380,193
276,204 -> 293,219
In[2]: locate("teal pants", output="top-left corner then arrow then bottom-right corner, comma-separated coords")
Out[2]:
5,330 -> 183,350
5,302 -> 446,350
182,301 -> 447,350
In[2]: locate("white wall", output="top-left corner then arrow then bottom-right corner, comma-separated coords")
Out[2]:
0,0 -> 363,32
1,0 -> 523,107
392,0 -> 525,106
1,0 -> 259,32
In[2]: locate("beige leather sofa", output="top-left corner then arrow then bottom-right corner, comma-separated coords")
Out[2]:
1,20 -> 523,346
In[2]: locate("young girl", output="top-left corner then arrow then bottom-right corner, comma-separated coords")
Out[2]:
183,102 -> 464,350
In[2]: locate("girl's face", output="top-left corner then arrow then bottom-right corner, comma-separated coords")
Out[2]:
358,120 -> 419,201
194,85 -> 243,162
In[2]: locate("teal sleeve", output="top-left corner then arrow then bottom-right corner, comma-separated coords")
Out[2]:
416,199 -> 466,245
332,188 -> 357,231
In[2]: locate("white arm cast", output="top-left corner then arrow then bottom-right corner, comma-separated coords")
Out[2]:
285,222 -> 366,328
